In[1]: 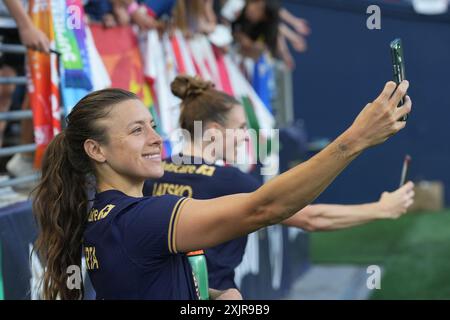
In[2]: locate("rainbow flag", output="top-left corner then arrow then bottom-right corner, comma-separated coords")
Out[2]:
28,0 -> 61,168
90,25 -> 152,105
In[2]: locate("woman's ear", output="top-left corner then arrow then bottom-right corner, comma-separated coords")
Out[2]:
84,139 -> 106,163
205,121 -> 223,133
203,122 -> 225,141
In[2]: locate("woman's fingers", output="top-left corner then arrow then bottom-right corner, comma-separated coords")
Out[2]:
389,80 -> 409,108
393,119 -> 407,132
376,81 -> 397,103
394,95 -> 412,120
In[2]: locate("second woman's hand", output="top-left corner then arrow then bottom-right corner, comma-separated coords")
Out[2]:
378,181 -> 415,219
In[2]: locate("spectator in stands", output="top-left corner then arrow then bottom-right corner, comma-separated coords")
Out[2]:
84,0 -> 119,28
173,0 -> 218,36
230,0 -> 311,69
278,7 -> 311,69
232,0 -> 280,59
124,0 -> 177,31
1,0 -> 49,176
84,0 -> 179,31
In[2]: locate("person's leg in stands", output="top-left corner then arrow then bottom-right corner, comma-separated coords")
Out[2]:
0,65 -> 17,147
6,93 -> 35,177
20,93 -> 33,159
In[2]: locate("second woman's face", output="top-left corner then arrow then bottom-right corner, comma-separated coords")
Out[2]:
221,104 -> 248,163
100,99 -> 164,181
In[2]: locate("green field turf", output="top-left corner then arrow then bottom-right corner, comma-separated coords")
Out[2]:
310,210 -> 450,299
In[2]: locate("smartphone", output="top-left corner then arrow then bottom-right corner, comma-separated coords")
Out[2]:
390,38 -> 408,121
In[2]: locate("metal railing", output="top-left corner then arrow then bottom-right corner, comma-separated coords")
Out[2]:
0,144 -> 36,157
0,44 -> 27,85
0,77 -> 27,85
0,43 -> 27,54
0,173 -> 40,189
0,110 -> 33,121
0,43 -> 37,190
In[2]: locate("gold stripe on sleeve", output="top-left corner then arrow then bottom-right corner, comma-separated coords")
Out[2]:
168,198 -> 185,254
171,198 -> 191,254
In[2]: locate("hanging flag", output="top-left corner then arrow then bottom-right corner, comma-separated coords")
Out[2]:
170,33 -> 187,74
28,0 -> 61,168
85,26 -> 111,91
252,53 -> 275,114
67,0 -> 91,84
188,36 -> 215,83
143,30 -> 176,157
144,31 -> 171,135
225,55 -> 274,134
213,45 -> 233,96
51,0 -> 90,89
171,30 -> 196,76
90,25 -> 151,105
52,0 -> 90,115
198,36 -> 222,89
162,33 -> 182,137
225,54 -> 276,173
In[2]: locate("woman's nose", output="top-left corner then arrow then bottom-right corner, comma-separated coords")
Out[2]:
147,127 -> 163,146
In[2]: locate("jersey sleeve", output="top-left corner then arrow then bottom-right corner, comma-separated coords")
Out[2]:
117,195 -> 190,264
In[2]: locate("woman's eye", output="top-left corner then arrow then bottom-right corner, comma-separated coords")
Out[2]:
132,127 -> 143,134
152,124 -> 158,130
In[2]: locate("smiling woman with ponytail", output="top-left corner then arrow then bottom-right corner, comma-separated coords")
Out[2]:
32,76 -> 411,299
33,89 -> 134,300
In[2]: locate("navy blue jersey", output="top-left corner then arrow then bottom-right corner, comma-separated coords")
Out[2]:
84,190 -> 199,300
143,156 -> 262,290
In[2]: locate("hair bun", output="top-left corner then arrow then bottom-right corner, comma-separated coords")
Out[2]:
171,75 -> 214,100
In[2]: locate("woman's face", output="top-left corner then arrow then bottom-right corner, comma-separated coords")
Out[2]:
99,99 -> 164,181
219,104 -> 248,163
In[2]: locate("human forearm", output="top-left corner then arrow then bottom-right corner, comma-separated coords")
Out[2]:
178,132 -> 363,252
4,0 -> 50,52
251,129 -> 365,226
283,202 -> 386,231
282,181 -> 415,231
3,0 -> 33,29
279,7 -> 311,36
